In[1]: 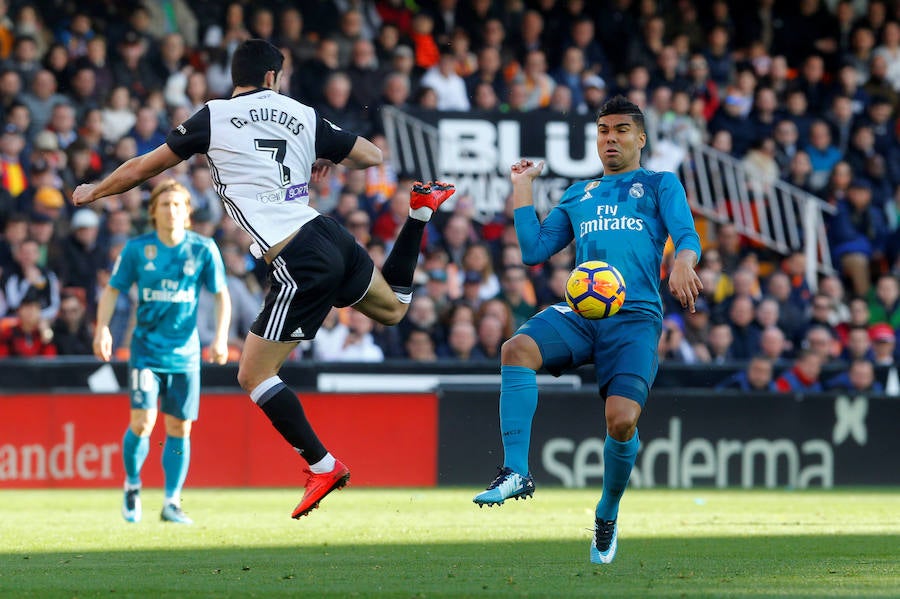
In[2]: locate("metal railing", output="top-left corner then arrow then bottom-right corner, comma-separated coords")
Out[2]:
676,143 -> 836,284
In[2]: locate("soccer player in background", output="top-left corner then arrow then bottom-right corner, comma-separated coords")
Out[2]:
74,39 -> 455,519
94,179 -> 231,524
472,96 -> 702,564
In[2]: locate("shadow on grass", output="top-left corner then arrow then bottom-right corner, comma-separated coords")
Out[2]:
1,535 -> 897,598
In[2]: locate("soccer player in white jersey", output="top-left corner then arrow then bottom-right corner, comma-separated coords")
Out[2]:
74,39 -> 456,519
94,179 -> 230,524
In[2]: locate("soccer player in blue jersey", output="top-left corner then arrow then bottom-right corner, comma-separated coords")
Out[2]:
94,179 -> 231,524
473,96 -> 702,564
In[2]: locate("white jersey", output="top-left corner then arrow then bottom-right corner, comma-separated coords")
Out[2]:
166,89 -> 357,254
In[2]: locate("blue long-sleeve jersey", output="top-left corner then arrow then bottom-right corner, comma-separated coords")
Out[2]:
514,168 -> 701,320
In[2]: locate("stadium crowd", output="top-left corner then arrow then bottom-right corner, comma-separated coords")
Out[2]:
0,0 -> 898,393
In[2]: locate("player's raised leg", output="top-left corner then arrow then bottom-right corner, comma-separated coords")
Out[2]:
473,333 -> 541,506
359,181 -> 455,315
121,407 -> 155,523
237,332 -> 349,519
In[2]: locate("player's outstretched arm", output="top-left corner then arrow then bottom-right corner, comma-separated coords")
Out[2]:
73,144 -> 183,206
339,136 -> 383,170
510,159 -> 544,209
668,249 -> 702,313
93,285 -> 120,362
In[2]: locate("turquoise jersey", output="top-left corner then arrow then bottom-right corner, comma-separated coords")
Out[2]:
514,168 -> 701,320
109,230 -> 226,372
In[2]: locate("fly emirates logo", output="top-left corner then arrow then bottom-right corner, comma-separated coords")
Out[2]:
579,204 -> 645,237
143,279 -> 195,303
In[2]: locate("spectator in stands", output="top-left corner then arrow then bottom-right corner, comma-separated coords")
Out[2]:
345,209 -> 371,247
840,324 -> 876,362
466,45 -> 507,106
474,312 -> 503,360
658,314 -> 701,364
0,286 -> 55,356
772,119 -> 800,178
110,30 -> 160,103
51,288 -> 92,355
828,178 -> 887,297
774,349 -> 824,393
127,105 -> 166,157
19,69 -> 65,137
868,273 -> 900,328
495,264 -> 536,330
826,357 -> 884,393
438,319 -> 479,360
459,242 -> 499,302
805,119 -> 843,192
2,236 -> 59,320
713,222 -> 743,275
803,323 -> 841,364
419,45 -> 470,112
319,71 -> 373,139
869,322 -> 897,366
0,125 -> 28,199
715,355 -> 776,391
398,293 -> 444,349
347,39 -> 387,111
404,325 -> 437,362
726,294 -> 762,360
2,35 -> 40,89
51,208 -> 104,294
759,324 -> 792,363
707,322 -> 734,363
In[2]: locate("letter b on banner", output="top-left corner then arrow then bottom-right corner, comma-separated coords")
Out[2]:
439,119 -> 497,174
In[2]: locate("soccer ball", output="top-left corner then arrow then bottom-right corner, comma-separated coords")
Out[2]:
565,261 -> 626,319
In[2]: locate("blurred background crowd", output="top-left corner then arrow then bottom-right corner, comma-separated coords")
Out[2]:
0,0 -> 898,394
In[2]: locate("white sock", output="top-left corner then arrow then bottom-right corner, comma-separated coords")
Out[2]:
309,452 -> 336,474
409,206 -> 434,221
124,482 -> 141,492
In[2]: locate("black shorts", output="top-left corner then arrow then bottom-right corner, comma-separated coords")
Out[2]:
250,215 -> 375,342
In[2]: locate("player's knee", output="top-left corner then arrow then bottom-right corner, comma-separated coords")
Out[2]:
501,335 -> 541,369
606,412 -> 638,441
237,366 -> 260,394
382,303 -> 407,326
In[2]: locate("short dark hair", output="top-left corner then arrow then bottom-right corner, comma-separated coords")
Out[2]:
231,39 -> 284,88
596,95 -> 645,131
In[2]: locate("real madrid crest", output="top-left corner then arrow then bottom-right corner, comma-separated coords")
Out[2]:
629,182 -> 644,198
183,258 -> 196,276
585,180 -> 600,191
144,244 -> 157,260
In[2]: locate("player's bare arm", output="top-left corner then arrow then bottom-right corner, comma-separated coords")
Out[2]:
668,249 -> 702,313
93,285 -> 120,362
72,144 -> 183,206
510,159 -> 544,209
338,136 -> 383,170
209,289 -> 231,365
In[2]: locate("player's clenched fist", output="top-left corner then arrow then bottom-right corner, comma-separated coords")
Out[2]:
72,183 -> 97,206
510,159 -> 545,185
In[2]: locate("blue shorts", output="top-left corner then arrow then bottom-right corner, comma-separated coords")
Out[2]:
517,303 -> 661,406
128,367 -> 201,421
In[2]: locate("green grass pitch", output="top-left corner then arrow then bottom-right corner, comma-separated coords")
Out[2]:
0,488 -> 897,598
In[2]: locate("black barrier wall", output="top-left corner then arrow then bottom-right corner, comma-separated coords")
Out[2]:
439,390 -> 900,488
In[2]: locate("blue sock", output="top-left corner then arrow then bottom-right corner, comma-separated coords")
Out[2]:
499,365 -> 538,476
162,436 -> 190,503
122,428 -> 149,486
596,430 -> 640,521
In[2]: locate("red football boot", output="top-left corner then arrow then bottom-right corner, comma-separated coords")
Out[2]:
409,180 -> 456,212
291,459 -> 351,519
